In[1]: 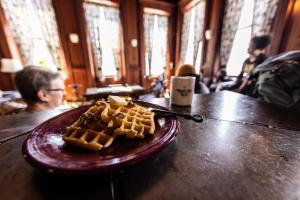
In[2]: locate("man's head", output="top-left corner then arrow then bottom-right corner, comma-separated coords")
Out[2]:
15,66 -> 65,109
248,35 -> 271,55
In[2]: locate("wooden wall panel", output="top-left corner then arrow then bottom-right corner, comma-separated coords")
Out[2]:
121,0 -> 141,85
202,0 -> 225,78
72,68 -> 91,98
268,0 -> 294,55
280,0 -> 300,51
0,73 -> 14,91
52,0 -> 94,98
53,0 -> 85,68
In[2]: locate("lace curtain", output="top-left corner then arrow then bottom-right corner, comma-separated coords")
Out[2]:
220,0 -> 244,66
180,0 -> 206,67
221,0 -> 279,66
84,3 -> 121,80
144,13 -> 168,76
1,0 -> 63,71
252,0 -> 279,36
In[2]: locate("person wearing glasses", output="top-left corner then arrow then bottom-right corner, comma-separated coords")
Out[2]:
15,66 -> 65,112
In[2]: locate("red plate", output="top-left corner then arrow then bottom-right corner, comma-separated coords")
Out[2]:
22,101 -> 179,174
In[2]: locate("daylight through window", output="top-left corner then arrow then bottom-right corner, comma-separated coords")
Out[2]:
84,2 -> 122,80
144,10 -> 168,77
180,0 -> 206,74
226,0 -> 254,76
1,0 -> 64,72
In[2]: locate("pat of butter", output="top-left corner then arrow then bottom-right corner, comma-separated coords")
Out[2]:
108,95 -> 128,106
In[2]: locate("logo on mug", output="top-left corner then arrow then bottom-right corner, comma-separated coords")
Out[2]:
176,86 -> 191,97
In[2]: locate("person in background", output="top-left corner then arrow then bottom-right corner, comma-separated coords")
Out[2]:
15,66 -> 65,112
176,64 -> 210,94
218,35 -> 271,96
232,35 -> 271,96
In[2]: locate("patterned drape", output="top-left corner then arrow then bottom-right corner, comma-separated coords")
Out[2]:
144,14 -> 154,76
220,0 -> 244,66
144,13 -> 168,76
252,0 -> 279,36
84,3 -> 121,80
180,0 -> 206,66
1,0 -> 62,70
221,0 -> 279,66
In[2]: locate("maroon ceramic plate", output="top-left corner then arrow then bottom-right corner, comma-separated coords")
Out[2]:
22,101 -> 179,174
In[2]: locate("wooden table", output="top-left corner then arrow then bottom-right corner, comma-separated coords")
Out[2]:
1,91 -> 300,200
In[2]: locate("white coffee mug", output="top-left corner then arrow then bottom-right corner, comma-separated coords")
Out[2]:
170,76 -> 195,106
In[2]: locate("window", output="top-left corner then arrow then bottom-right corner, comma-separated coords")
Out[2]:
0,0 -> 64,73
84,2 -> 122,80
226,0 -> 254,76
143,9 -> 168,77
180,0 -> 206,74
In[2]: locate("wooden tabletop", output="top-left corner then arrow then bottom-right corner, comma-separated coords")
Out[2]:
1,91 -> 300,200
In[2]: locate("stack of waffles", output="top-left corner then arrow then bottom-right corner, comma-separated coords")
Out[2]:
63,96 -> 155,151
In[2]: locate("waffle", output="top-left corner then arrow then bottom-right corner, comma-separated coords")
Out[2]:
101,101 -> 155,138
63,102 -> 117,151
63,126 -> 115,151
63,99 -> 155,151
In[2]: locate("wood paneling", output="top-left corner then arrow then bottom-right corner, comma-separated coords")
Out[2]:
53,0 -> 85,68
52,0 -> 94,98
202,0 -> 225,78
280,0 -> 300,51
72,68 -> 91,98
0,73 -> 14,91
121,0 -> 141,85
268,0 -> 295,55
121,0 -> 140,68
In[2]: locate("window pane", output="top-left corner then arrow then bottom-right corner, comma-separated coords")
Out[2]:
226,27 -> 252,76
237,0 -> 254,29
84,3 -> 121,79
1,0 -> 63,72
144,13 -> 168,77
226,0 -> 254,76
180,0 -> 206,71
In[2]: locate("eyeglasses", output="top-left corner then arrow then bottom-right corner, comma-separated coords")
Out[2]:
45,88 -> 65,92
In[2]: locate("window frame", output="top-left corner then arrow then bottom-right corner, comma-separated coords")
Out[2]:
81,0 -> 126,86
176,0 -> 209,75
225,0 -> 255,77
0,0 -> 68,76
138,0 -> 175,88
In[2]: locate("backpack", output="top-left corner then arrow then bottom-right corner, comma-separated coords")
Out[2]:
253,51 -> 300,110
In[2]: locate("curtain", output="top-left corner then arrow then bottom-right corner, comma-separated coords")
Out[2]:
84,3 -> 121,80
180,0 -> 206,66
143,13 -> 168,76
180,8 -> 191,65
144,14 -> 154,76
220,0 -> 244,66
1,0 -> 62,71
252,0 -> 279,36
